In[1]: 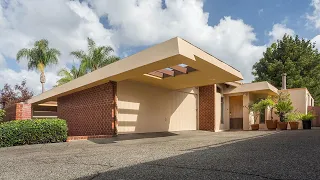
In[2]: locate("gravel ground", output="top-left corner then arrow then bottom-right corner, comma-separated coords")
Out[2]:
0,129 -> 320,180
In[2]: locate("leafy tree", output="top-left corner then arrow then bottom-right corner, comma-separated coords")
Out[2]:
0,80 -> 34,107
71,37 -> 120,72
56,64 -> 86,86
252,35 -> 320,105
16,39 -> 61,93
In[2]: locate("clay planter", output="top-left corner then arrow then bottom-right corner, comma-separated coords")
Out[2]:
277,122 -> 288,130
302,120 -> 312,129
289,122 -> 299,130
251,124 -> 259,131
266,120 -> 278,130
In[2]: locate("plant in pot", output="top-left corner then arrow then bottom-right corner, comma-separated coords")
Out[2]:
274,92 -> 293,130
245,102 -> 262,131
286,112 -> 302,130
260,96 -> 278,130
300,112 -> 316,129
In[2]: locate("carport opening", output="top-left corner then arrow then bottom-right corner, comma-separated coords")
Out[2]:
144,64 -> 197,79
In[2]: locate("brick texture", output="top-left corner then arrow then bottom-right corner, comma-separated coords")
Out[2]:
16,104 -> 32,120
199,85 -> 215,131
57,82 -> 116,136
3,103 -> 32,121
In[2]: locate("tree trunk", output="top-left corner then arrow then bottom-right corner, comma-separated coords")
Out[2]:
40,72 -> 46,93
41,83 -> 45,93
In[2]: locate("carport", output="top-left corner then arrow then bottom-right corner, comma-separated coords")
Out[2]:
27,37 -> 243,138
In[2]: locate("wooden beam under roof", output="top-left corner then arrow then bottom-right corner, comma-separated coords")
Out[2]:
157,69 -> 175,77
170,65 -> 188,75
148,71 -> 164,78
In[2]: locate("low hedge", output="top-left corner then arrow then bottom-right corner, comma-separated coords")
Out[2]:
0,119 -> 67,147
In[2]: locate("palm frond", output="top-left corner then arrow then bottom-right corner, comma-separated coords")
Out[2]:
16,48 -> 31,62
87,37 -> 96,52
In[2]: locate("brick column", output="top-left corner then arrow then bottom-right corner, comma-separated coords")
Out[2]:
199,85 -> 215,131
3,103 -> 32,121
15,103 -> 32,120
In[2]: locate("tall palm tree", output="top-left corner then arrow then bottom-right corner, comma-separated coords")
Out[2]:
56,64 -> 86,86
71,37 -> 119,72
16,39 -> 61,93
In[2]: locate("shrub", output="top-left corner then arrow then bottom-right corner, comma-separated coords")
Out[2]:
301,113 -> 316,121
285,112 -> 303,122
0,109 -> 5,122
0,119 -> 67,147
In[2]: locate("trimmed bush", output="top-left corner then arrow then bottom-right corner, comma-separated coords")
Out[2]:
0,119 -> 67,147
0,109 -> 5,122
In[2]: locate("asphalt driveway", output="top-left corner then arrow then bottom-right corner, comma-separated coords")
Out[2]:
1,129 -> 320,180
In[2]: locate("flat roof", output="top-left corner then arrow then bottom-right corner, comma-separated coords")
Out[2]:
28,37 -> 243,104
224,81 -> 278,95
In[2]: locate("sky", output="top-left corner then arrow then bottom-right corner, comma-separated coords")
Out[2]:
1,0 -> 320,95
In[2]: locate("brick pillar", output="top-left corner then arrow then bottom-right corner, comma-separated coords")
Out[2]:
15,103 -> 32,120
3,103 -> 32,121
199,85 -> 215,131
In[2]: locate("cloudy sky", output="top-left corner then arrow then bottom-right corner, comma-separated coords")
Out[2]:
1,0 -> 320,95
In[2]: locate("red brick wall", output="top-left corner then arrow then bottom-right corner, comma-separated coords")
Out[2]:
3,103 -> 32,121
57,82 -> 116,136
199,84 -> 215,131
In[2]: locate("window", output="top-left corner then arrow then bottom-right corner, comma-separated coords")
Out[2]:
259,109 -> 265,124
221,97 -> 224,124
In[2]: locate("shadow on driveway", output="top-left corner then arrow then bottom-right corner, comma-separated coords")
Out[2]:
77,129 -> 320,180
89,132 -> 178,144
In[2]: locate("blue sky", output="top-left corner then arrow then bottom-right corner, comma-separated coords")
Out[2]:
0,0 -> 320,94
205,0 -> 315,43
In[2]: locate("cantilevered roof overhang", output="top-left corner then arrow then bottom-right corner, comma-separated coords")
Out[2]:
28,37 -> 243,105
223,82 -> 278,95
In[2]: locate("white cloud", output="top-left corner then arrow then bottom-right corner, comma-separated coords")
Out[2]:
312,35 -> 320,50
0,54 -> 6,69
0,69 -> 59,94
268,24 -> 295,43
1,0 -> 293,93
0,0 -> 115,94
307,0 -> 320,30
91,0 -> 265,81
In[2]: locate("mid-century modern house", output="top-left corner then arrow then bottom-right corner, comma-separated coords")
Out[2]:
4,37 -> 314,139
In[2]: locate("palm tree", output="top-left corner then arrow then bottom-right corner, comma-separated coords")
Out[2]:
56,64 -> 86,86
71,37 -> 119,72
16,39 -> 61,93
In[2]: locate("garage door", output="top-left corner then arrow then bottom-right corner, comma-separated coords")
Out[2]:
117,81 -> 198,133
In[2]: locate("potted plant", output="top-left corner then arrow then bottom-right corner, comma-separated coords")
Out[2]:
301,112 -> 316,129
260,96 -> 278,130
274,92 -> 293,130
245,103 -> 260,130
286,112 -> 302,130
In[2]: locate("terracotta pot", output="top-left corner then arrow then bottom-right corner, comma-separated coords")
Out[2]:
251,124 -> 259,131
277,122 -> 288,130
266,120 -> 278,130
289,122 -> 299,130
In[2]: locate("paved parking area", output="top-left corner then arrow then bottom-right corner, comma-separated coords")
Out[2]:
1,129 -> 320,180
